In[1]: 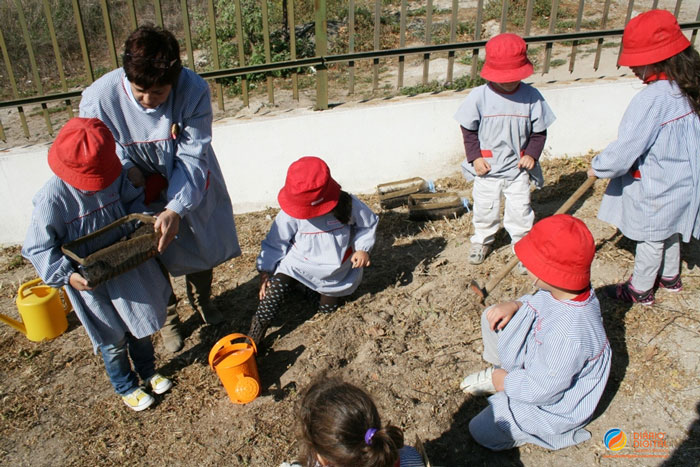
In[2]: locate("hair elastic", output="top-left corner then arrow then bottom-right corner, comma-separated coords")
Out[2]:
364,428 -> 378,446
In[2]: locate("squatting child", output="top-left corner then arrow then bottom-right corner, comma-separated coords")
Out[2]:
588,9 -> 700,305
248,156 -> 378,347
460,214 -> 611,450
22,118 -> 173,412
455,33 -> 556,271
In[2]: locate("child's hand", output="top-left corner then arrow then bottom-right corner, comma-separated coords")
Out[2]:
155,209 -> 181,253
258,272 -> 270,300
127,166 -> 146,187
473,157 -> 491,176
518,155 -> 535,170
492,368 -> 508,392
69,273 -> 92,291
587,167 -> 596,177
351,251 -> 370,268
486,301 -> 521,331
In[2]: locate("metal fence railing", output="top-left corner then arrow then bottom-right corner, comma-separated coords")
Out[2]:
1,0 -> 699,145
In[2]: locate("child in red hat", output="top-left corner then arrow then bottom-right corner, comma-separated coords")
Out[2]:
22,118 -> 174,412
454,33 -> 556,271
588,9 -> 700,305
460,214 -> 611,451
247,157 -> 379,347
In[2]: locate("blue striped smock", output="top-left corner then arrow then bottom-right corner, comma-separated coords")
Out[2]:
257,196 -> 378,296
22,173 -> 171,352
453,82 -> 556,187
592,80 -> 700,242
488,289 -> 611,450
79,68 -> 241,276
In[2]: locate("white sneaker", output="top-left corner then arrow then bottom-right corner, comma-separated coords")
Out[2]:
148,373 -> 173,395
460,367 -> 496,395
469,244 -> 491,265
122,387 -> 155,411
516,261 -> 528,275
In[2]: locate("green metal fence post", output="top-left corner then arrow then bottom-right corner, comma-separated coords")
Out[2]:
182,0 -> 196,70
207,0 -> 225,110
43,0 -> 73,118
15,0 -> 53,135
72,0 -> 94,84
261,0 -> 274,105
234,0 -> 249,107
0,28 -> 29,139
99,0 -> 119,70
315,0 -> 328,110
288,0 -> 299,100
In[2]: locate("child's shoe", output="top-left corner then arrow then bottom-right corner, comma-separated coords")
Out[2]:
122,387 -> 155,411
604,279 -> 655,306
469,244 -> 490,265
460,367 -> 496,395
516,261 -> 528,275
148,373 -> 173,395
656,274 -> 682,292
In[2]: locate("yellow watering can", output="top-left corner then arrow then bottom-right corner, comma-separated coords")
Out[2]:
0,278 -> 72,342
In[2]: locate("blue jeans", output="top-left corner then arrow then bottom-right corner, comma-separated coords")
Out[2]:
99,334 -> 155,395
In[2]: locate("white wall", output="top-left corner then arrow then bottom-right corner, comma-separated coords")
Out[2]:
0,78 -> 640,245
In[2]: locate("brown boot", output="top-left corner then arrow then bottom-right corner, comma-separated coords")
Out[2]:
186,269 -> 225,325
160,298 -> 184,353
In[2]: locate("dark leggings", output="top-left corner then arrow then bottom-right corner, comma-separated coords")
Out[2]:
254,273 -> 339,327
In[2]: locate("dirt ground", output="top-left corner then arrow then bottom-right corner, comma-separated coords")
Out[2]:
1,155 -> 699,466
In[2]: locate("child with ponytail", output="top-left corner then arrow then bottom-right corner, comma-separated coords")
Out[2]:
588,9 -> 700,305
294,377 -> 425,467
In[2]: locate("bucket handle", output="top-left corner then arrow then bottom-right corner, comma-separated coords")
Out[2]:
19,278 -> 72,315
18,278 -> 43,299
208,333 -> 258,370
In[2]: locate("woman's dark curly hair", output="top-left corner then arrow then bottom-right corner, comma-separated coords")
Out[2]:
655,46 -> 700,116
123,25 -> 182,89
298,376 -> 404,467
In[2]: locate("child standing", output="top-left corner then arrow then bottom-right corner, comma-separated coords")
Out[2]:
295,377 -> 425,467
22,118 -> 173,412
248,157 -> 378,346
460,215 -> 611,451
588,9 -> 700,305
455,33 -> 556,270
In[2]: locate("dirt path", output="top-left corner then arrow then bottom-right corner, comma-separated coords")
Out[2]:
1,156 -> 698,466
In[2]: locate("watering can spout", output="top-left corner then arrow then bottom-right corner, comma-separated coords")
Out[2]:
0,313 -> 27,334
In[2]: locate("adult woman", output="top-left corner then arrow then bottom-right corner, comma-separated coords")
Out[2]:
79,25 -> 241,351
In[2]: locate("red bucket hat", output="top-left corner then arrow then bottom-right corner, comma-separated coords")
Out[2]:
619,9 -> 690,67
278,156 -> 341,219
480,33 -> 534,82
514,214 -> 594,290
48,118 -> 122,191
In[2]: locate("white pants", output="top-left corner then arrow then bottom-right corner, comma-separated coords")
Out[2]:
630,234 -> 681,291
471,172 -> 533,246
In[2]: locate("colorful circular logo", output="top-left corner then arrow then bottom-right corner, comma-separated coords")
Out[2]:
604,428 -> 627,451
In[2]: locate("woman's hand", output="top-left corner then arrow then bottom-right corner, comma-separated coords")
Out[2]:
486,301 -> 521,331
518,155 -> 535,170
351,251 -> 370,268
473,157 -> 491,176
258,272 -> 271,300
154,209 -> 181,253
69,273 -> 92,291
127,166 -> 146,187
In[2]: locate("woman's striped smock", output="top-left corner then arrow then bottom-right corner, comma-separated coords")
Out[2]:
79,67 -> 241,276
22,173 -> 171,352
257,196 -> 378,296
488,289 -> 611,450
592,79 -> 700,242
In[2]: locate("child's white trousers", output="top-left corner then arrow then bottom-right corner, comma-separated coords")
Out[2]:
470,171 -> 533,246
631,234 -> 680,291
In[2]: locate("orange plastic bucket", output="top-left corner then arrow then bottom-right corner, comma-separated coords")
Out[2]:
208,333 -> 260,404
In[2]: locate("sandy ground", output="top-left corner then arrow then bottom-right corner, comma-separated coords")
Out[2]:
0,156 -> 699,466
